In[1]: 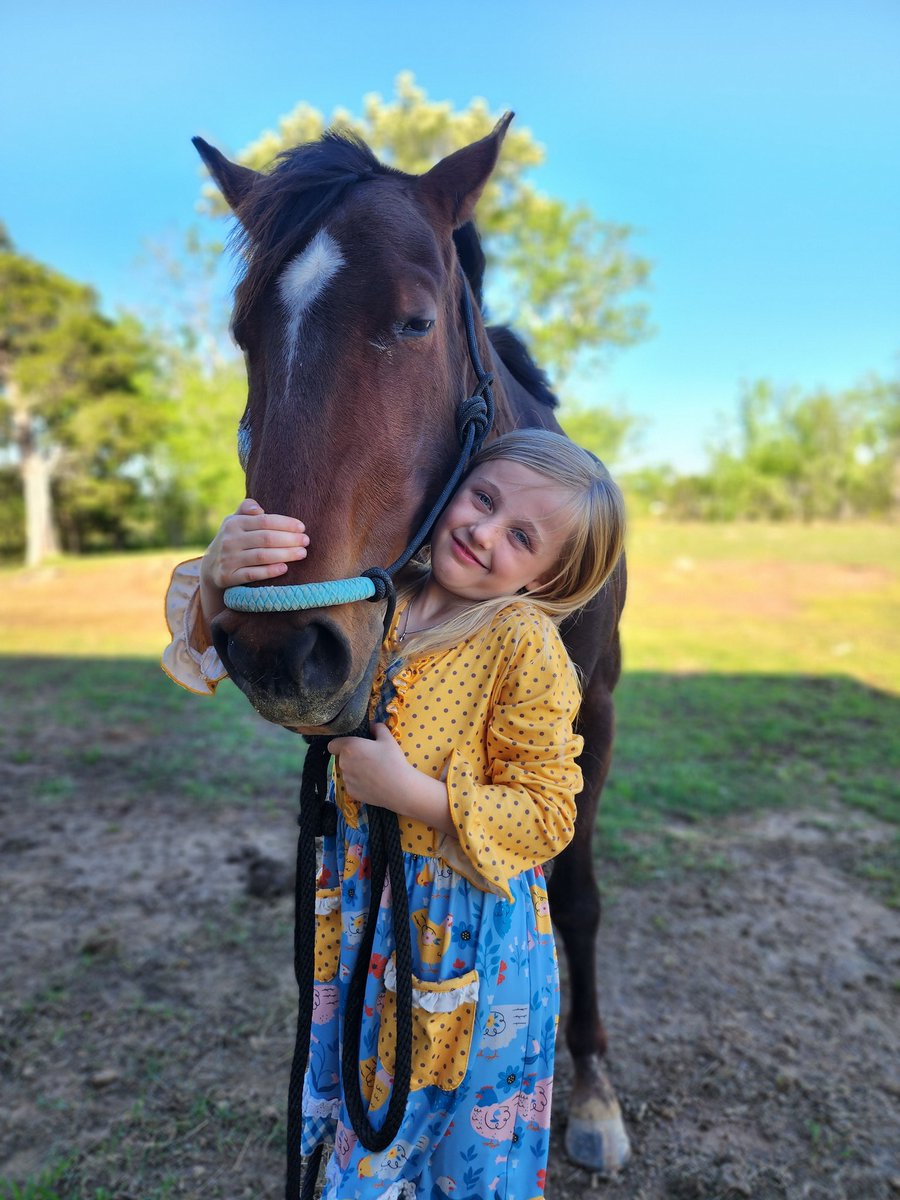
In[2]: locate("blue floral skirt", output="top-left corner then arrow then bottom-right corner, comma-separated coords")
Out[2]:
301,798 -> 560,1200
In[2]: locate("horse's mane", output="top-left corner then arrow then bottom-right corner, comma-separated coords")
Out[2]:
233,131 -> 405,326
485,326 -> 559,410
453,222 -> 558,410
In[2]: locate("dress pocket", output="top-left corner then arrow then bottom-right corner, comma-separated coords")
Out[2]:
314,886 -> 342,982
369,957 -> 479,1109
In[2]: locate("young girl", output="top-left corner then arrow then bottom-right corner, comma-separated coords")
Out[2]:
163,429 -> 625,1200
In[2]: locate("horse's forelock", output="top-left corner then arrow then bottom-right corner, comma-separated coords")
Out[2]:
231,132 -> 405,328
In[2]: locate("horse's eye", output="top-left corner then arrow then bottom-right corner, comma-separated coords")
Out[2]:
399,317 -> 435,338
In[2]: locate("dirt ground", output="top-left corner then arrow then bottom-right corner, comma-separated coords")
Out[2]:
2,786 -> 898,1200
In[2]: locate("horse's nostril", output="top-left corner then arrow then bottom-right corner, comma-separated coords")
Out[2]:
215,620 -> 352,699
290,622 -> 352,693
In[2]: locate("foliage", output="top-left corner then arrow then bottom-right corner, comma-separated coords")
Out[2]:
0,467 -> 25,558
0,225 -> 162,558
557,402 -> 643,468
132,229 -> 246,545
706,377 -> 899,519
626,375 -> 900,520
207,72 -> 651,390
152,356 -> 247,545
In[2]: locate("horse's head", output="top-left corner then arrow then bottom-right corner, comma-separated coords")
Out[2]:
195,116 -> 512,732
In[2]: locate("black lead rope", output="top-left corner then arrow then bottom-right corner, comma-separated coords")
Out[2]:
285,734 -> 330,1200
285,268 -> 495,1200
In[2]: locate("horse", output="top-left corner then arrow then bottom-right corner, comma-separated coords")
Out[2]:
193,113 -> 631,1176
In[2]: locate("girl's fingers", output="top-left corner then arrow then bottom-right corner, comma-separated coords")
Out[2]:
232,546 -> 307,566
225,544 -> 309,567
219,528 -> 309,560
237,498 -> 263,515
224,547 -> 307,582
237,512 -> 306,534
233,562 -> 292,583
236,528 -> 309,549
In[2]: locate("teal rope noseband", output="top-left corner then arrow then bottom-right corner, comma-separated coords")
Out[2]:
224,576 -> 376,613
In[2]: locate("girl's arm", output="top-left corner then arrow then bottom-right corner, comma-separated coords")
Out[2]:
443,619 -> 583,899
161,499 -> 309,694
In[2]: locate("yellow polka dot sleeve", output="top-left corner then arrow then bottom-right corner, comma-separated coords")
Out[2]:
444,617 -> 583,900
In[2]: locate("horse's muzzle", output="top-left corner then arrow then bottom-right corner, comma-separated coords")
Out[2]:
211,613 -> 378,732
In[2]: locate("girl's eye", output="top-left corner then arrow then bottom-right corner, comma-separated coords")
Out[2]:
512,529 -> 531,549
475,490 -> 493,511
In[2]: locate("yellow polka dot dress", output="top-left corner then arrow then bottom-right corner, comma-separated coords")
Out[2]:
304,601 -> 584,1200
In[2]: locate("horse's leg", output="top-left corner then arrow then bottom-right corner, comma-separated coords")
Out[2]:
547,683 -> 631,1176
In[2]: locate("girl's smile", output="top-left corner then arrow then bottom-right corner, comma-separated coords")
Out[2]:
424,460 -> 576,611
450,533 -> 487,569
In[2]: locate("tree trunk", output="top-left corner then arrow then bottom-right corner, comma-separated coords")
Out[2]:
9,382 -> 61,567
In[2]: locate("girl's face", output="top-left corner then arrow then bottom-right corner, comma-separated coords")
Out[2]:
429,459 -> 576,603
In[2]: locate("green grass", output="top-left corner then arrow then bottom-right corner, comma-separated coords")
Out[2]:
620,520 -> 900,694
0,1161 -> 103,1200
2,521 -> 898,892
600,671 -> 900,897
0,656 -> 305,812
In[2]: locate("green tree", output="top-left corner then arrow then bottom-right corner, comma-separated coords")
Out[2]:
135,230 -> 247,546
204,72 -> 651,398
557,401 -> 642,468
152,355 -> 247,545
0,227 -> 160,563
697,376 -> 900,520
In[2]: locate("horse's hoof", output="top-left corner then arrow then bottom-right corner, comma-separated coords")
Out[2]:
565,1106 -> 631,1176
565,1058 -> 632,1175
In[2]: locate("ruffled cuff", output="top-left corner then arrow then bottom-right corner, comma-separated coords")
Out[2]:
160,558 -> 228,696
444,747 -> 581,903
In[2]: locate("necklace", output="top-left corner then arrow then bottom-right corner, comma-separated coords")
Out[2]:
396,602 -> 412,643
396,595 -> 419,642
396,591 -> 462,642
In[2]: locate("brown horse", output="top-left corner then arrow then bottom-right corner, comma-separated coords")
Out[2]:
194,114 -> 630,1175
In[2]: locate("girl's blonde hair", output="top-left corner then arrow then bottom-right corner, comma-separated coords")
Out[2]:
396,428 -> 625,660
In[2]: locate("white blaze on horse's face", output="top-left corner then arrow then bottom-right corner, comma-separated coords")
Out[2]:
278,228 -> 345,370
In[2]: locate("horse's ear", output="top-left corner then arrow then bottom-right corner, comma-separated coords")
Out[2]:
192,136 -> 260,213
420,112 -> 514,229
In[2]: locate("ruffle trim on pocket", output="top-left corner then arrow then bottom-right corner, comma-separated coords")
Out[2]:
383,956 -> 479,1013
314,890 -> 342,917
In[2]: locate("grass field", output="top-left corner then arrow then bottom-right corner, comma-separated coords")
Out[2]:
2,522 -> 899,1199
2,520 -> 897,896
3,521 -> 898,688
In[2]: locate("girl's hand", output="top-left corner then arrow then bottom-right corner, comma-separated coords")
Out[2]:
327,723 -> 411,809
328,724 -> 455,835
201,498 -> 309,589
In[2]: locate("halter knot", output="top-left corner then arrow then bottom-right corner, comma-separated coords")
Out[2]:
456,385 -> 495,451
360,567 -> 398,649
360,566 -> 394,603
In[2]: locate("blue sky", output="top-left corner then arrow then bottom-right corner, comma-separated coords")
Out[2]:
2,0 -> 898,470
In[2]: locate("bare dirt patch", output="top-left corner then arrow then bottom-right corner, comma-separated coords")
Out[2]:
2,793 -> 898,1199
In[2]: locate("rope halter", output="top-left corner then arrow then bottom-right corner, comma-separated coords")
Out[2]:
223,264 -> 494,629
